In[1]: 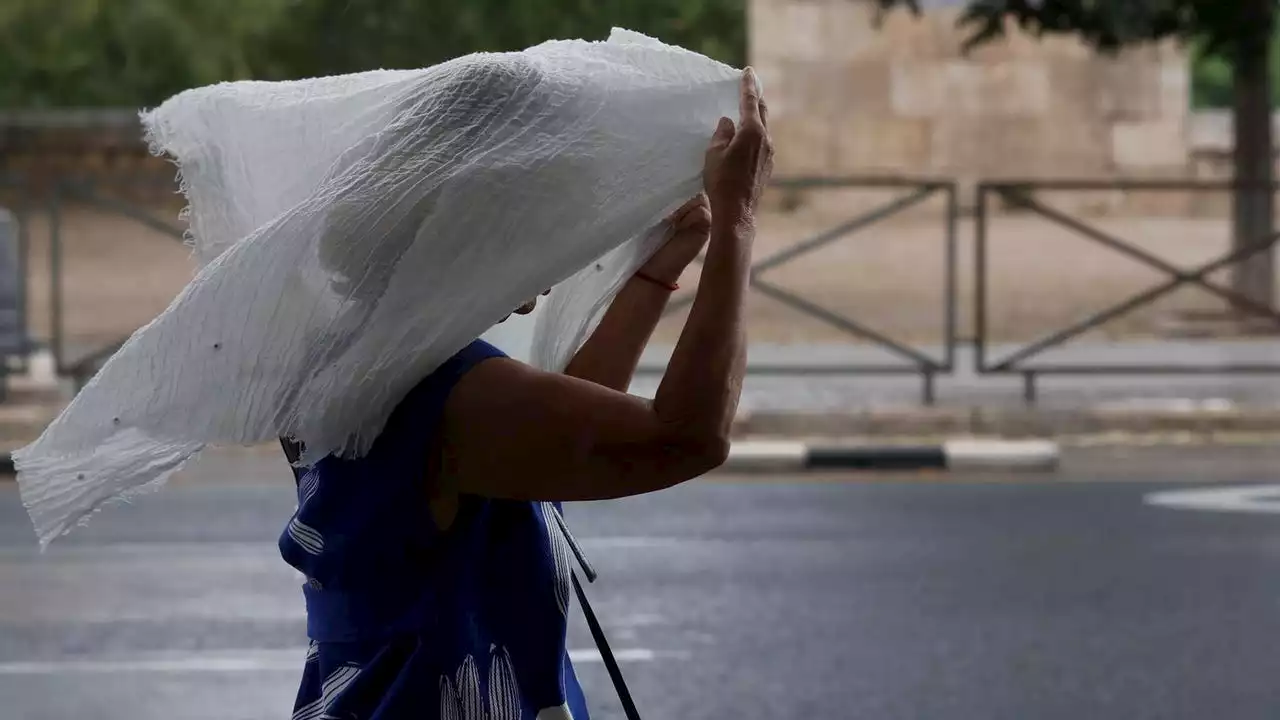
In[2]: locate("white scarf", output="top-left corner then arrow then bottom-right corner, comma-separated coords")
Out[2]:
15,29 -> 742,546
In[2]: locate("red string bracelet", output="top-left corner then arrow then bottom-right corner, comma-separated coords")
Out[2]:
634,271 -> 679,292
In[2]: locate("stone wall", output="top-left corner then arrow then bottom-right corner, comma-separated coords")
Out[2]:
0,110 -> 174,205
750,0 -> 1199,214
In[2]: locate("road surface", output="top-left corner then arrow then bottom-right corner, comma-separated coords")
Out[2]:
1,448 -> 1278,719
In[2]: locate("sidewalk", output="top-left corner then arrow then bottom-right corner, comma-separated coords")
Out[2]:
4,339 -> 1280,457
630,339 -> 1280,439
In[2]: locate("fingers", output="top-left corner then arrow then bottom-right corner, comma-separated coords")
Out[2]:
739,67 -> 763,129
681,198 -> 712,230
673,193 -> 708,215
710,116 -> 735,149
669,193 -> 710,226
759,97 -> 769,129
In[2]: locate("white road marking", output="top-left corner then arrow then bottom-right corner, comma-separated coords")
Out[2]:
0,653 -> 306,675
0,541 -> 286,559
1144,485 -> 1280,514
0,648 -> 683,675
0,538 -> 684,558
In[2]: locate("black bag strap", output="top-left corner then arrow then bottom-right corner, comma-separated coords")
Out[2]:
550,506 -> 642,720
277,435 -> 641,719
573,566 -> 645,717
279,437 -> 304,485
279,437 -> 302,469
573,572 -> 642,720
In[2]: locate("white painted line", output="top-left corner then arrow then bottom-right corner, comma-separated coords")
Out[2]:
1144,485 -> 1280,514
0,648 -> 680,675
1093,398 -> 1236,413
723,441 -> 807,472
570,648 -> 683,664
0,538 -> 685,558
0,541 -> 285,559
0,653 -> 304,675
580,536 -> 685,550
943,439 -> 1059,470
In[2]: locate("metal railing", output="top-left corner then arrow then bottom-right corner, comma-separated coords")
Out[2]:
42,176 -> 962,400
975,179 -> 1280,403
49,177 -> 187,387
25,175 -> 1280,408
641,177 -> 960,404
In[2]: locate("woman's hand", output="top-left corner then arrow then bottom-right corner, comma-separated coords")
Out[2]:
638,194 -> 713,285
703,68 -> 773,231
636,68 -> 771,286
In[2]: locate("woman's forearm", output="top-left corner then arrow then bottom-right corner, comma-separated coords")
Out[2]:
562,274 -> 675,391
651,222 -> 751,444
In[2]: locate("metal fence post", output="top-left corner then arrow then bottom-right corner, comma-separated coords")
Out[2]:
943,182 -> 959,372
15,202 -> 30,374
974,184 -> 988,374
49,186 -> 64,374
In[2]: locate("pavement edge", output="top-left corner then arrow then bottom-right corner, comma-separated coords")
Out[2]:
731,401 -> 1280,438
11,393 -> 1280,479
724,438 -> 1060,473
0,438 -> 1060,479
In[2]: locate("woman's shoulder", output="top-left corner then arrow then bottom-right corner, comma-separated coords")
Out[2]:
375,339 -> 509,447
305,339 -> 507,471
411,339 -> 508,403
299,338 -> 509,495
446,339 -> 508,371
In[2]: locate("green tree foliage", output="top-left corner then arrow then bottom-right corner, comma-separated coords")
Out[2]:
876,1 -> 1280,110
878,1 -> 1280,109
1190,24 -> 1280,108
876,1 -> 1268,57
255,0 -> 744,81
0,0 -> 745,108
0,0 -> 290,107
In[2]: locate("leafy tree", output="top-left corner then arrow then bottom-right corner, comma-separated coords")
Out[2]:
1191,43 -> 1235,109
253,0 -> 744,81
0,0 -> 289,107
0,0 -> 744,105
1190,24 -> 1280,109
877,0 -> 1280,307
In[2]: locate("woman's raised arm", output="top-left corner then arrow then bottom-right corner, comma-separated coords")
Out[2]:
440,69 -> 773,502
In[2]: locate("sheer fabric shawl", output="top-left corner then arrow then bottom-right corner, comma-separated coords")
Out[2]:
16,29 -> 742,545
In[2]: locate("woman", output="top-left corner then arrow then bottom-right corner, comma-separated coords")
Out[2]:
279,69 -> 772,720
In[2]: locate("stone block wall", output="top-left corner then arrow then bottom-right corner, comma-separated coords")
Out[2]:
750,0 -> 1196,215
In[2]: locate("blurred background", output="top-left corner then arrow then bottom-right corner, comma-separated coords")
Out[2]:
2,1 -> 1280,719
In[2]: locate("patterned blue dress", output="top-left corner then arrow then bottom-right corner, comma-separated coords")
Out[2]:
279,339 -> 589,720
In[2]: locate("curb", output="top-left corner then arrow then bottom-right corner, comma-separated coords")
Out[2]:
723,439 -> 1060,472
0,440 -> 1061,480
730,402 -> 1280,439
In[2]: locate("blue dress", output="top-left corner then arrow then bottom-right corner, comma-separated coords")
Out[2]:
279,339 -> 589,720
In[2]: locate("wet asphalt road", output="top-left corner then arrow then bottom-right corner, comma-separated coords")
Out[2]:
1,448 -> 1279,720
